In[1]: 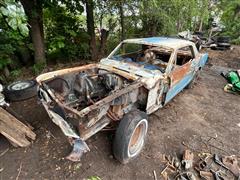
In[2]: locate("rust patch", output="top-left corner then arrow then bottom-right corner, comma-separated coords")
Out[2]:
36,64 -> 97,83
77,81 -> 142,117
98,64 -> 139,80
107,105 -> 124,121
169,62 -> 191,86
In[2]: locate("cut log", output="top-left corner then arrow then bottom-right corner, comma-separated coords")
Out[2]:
0,107 -> 36,147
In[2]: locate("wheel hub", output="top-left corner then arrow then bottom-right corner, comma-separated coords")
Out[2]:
11,82 -> 30,90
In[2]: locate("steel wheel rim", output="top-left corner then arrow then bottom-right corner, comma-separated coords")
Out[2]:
11,82 -> 31,90
128,119 -> 148,157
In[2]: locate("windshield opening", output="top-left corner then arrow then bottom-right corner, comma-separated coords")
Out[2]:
110,43 -> 173,73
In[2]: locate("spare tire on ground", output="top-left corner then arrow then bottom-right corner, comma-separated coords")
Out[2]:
4,80 -> 37,102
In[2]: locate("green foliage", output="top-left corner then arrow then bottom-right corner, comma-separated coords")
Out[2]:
0,1 -> 29,36
32,62 -> 46,75
231,37 -> 240,45
43,5 -> 90,60
220,0 -> 240,43
0,0 -> 29,71
0,28 -> 22,70
10,69 -> 22,78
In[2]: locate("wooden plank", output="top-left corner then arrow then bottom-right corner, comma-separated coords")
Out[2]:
0,107 -> 36,140
0,122 -> 30,147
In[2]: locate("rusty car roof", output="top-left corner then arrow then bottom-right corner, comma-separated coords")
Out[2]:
123,37 -> 195,49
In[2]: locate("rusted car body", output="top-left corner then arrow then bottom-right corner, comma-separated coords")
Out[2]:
36,37 -> 208,162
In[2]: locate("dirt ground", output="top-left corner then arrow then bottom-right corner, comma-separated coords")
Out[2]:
0,46 -> 240,180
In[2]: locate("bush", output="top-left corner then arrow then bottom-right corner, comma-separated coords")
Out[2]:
32,62 -> 46,75
231,37 -> 240,45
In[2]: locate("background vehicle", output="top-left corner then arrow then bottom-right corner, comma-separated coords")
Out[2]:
36,37 -> 208,163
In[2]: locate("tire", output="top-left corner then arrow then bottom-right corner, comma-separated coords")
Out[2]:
4,80 -> 37,102
216,36 -> 230,43
113,110 -> 148,164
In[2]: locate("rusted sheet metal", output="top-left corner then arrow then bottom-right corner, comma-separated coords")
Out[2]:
80,117 -> 111,140
47,81 -> 141,124
76,81 -> 142,117
36,64 -> 97,83
111,105 -> 124,119
98,64 -> 139,80
100,60 -> 160,79
169,62 -> 191,86
86,104 -> 110,127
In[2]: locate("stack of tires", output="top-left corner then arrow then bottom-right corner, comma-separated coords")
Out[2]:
211,36 -> 231,50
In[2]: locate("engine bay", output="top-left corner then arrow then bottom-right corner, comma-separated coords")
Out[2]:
45,68 -> 132,111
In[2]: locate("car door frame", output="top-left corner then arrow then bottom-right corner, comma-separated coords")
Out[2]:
163,45 -> 197,104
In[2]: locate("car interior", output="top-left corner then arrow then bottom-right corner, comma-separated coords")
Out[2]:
175,46 -> 195,66
110,43 -> 195,73
111,43 -> 173,73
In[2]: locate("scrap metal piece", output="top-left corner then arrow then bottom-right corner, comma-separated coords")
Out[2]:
47,108 -> 80,139
182,150 -> 194,170
210,169 -> 225,180
66,139 -> 90,162
186,172 -> 197,180
200,171 -> 214,180
222,155 -> 240,177
214,154 -> 230,170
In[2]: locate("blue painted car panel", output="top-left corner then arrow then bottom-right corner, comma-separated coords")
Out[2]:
165,72 -> 194,103
199,53 -> 208,67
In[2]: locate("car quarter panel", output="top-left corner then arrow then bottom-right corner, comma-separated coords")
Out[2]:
199,53 -> 209,67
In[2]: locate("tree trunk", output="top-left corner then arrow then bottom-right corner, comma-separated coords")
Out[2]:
99,29 -> 109,58
3,66 -> 10,78
119,1 -> 125,41
149,20 -> 157,36
198,18 -> 203,32
177,19 -> 181,32
85,0 -> 97,60
20,0 -> 46,64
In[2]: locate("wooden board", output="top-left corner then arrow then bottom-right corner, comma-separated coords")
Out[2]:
0,107 -> 36,147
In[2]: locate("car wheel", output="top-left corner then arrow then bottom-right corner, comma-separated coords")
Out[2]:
113,110 -> 148,164
4,80 -> 37,102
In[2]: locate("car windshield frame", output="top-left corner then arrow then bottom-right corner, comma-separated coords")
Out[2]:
107,42 -> 175,73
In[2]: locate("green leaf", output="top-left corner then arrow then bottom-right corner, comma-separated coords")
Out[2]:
8,18 -> 18,30
19,24 -> 29,36
0,7 -> 9,16
57,41 -> 65,48
87,176 -> 101,180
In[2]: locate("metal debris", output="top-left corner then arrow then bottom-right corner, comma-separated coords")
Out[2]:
159,150 -> 238,180
222,155 -> 240,177
199,171 -> 213,180
182,150 -> 194,170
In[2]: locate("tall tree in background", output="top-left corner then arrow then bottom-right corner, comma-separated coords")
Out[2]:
85,0 -> 97,60
20,0 -> 46,64
118,1 -> 125,40
220,0 -> 240,43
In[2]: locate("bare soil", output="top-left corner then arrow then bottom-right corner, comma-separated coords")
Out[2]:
0,47 -> 240,180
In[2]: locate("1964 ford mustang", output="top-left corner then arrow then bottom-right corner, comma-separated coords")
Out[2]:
36,37 -> 208,163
